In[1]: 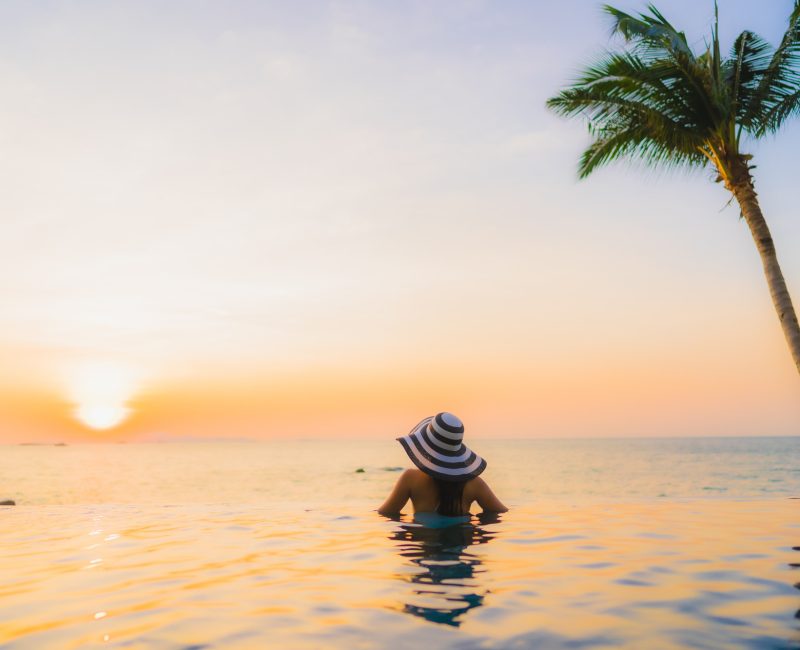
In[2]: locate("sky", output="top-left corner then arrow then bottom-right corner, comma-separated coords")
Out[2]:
0,0 -> 797,442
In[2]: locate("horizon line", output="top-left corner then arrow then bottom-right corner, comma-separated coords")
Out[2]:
4,433 -> 798,445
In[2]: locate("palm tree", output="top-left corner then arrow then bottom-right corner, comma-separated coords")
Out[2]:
547,2 -> 800,376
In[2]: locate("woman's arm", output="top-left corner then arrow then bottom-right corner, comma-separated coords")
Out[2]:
377,470 -> 413,515
473,477 -> 508,513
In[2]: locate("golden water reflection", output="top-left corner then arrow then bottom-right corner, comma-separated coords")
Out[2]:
0,501 -> 798,648
386,512 -> 501,627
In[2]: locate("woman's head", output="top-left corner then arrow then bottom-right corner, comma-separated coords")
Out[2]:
396,412 -> 487,483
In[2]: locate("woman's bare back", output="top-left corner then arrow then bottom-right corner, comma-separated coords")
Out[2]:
378,468 -> 508,515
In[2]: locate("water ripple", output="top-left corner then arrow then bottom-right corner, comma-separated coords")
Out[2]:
0,500 -> 797,648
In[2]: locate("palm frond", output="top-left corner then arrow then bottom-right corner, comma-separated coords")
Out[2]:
762,87 -> 800,127
547,48 -> 714,178
557,54 -> 674,117
578,123 -> 707,178
724,31 -> 774,128
555,52 -> 716,132
603,4 -> 725,129
603,3 -> 693,58
744,1 -> 800,133
711,1 -> 721,86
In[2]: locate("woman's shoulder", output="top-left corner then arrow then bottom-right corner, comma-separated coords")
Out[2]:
465,475 -> 487,487
401,468 -> 433,484
463,475 -> 488,494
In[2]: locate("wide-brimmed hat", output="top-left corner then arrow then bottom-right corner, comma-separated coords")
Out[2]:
397,412 -> 487,482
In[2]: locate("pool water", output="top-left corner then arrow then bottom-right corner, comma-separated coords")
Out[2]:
1,500 -> 798,649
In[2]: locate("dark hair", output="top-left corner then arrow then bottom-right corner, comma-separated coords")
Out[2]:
434,478 -> 466,516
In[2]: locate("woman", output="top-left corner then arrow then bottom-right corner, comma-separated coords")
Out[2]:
378,412 -> 508,516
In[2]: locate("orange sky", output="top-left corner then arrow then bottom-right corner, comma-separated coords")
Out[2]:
2,316 -> 797,441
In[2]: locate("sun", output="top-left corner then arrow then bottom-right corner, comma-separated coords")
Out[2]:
66,361 -> 138,431
74,403 -> 131,430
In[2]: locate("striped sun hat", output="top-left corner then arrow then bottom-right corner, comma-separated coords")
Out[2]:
397,412 -> 487,482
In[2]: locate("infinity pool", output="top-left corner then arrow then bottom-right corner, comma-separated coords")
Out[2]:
1,499 -> 798,649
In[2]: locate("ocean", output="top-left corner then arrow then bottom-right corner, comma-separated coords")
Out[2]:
1,437 -> 798,648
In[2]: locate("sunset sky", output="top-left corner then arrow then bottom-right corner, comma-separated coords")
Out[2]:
0,0 -> 797,442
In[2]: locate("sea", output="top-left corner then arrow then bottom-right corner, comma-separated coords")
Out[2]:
0,436 -> 798,649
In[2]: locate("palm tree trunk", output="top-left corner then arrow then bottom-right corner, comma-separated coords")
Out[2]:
730,167 -> 800,377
